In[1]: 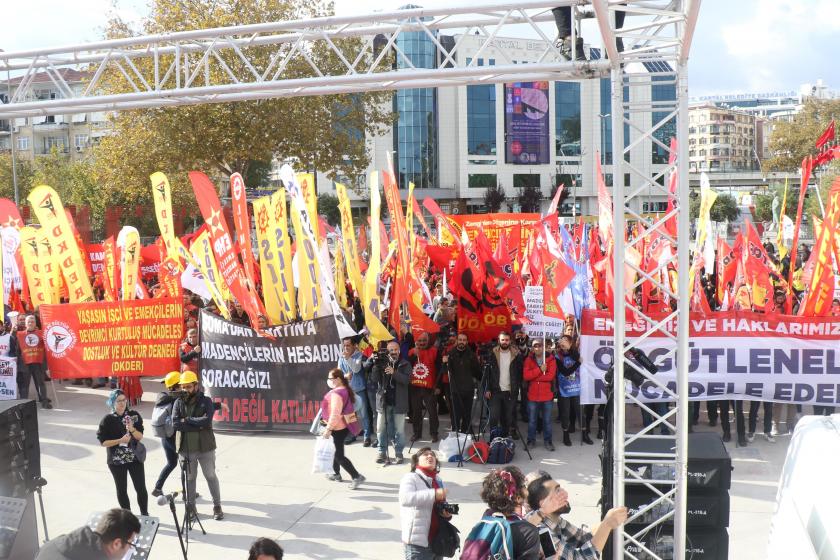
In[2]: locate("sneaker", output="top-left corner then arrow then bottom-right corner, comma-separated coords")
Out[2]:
349,475 -> 366,490
395,454 -> 405,465
363,438 -> 372,448
151,488 -> 163,498
41,401 -> 53,410
375,454 -> 387,464
770,421 -> 778,437
764,433 -> 776,443
213,505 -> 224,520
544,441 -> 555,452
325,473 -> 343,482
746,432 -> 755,443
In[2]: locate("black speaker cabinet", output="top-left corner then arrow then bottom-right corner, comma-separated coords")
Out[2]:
625,486 -> 730,528
624,527 -> 729,560
0,400 -> 40,498
625,432 -> 732,491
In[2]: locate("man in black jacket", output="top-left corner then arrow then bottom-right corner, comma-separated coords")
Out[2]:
35,508 -> 140,560
368,340 -> 411,464
444,333 -> 481,433
172,371 -> 223,521
483,331 -> 524,438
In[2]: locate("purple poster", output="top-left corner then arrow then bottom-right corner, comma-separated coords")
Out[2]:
505,81 -> 550,165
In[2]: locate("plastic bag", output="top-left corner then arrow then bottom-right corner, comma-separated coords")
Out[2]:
438,432 -> 473,462
312,437 -> 336,474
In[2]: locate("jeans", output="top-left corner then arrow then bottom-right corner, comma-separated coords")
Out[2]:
331,427 -> 360,479
489,391 -> 516,436
749,401 -> 773,434
527,400 -> 553,443
108,461 -> 149,516
376,406 -> 406,457
404,544 -> 442,560
181,450 -> 221,507
154,436 -> 179,491
355,392 -> 372,439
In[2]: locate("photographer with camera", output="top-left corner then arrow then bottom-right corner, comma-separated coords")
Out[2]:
172,371 -> 224,521
399,447 -> 455,560
369,340 -> 412,464
525,471 -> 628,559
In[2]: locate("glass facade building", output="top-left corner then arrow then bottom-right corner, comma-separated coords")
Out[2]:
555,81 -> 581,157
394,23 -> 438,189
652,75 -> 677,164
467,85 -> 496,155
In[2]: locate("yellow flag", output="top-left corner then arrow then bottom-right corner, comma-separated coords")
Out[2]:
334,246 -> 348,308
777,178 -> 789,259
190,232 -> 230,319
690,174 -> 718,293
119,227 -> 140,301
271,187 -> 296,320
335,182 -> 364,300
252,195 -> 288,324
36,234 -> 60,304
291,198 -> 321,320
150,172 -> 185,270
297,173 -> 319,242
363,173 -> 394,343
20,227 -> 49,308
27,185 -> 94,302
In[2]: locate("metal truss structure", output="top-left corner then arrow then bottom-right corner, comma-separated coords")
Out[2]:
0,1 -> 611,119
1,2 -> 700,558
592,1 -> 700,559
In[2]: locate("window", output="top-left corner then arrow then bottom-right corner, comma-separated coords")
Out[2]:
556,173 -> 581,190
467,85 -> 496,156
489,58 -> 495,66
555,82 -> 581,157
17,136 -> 29,150
599,78 -> 612,164
513,174 -> 540,189
44,136 -> 67,152
559,201 -> 581,216
604,174 -> 613,187
468,174 -> 497,189
642,201 -> 668,213
74,134 -> 88,148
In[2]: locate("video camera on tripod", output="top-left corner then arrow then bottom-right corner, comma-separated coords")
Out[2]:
604,346 -> 658,389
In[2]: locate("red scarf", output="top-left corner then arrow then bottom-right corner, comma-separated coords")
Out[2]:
417,467 -> 440,541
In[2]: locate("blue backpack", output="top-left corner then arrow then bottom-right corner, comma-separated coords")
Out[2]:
460,513 -> 514,560
486,437 -> 515,464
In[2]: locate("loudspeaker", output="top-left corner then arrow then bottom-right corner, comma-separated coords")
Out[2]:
0,400 -> 40,498
624,527 -> 729,560
625,432 -> 732,491
624,486 -> 730,528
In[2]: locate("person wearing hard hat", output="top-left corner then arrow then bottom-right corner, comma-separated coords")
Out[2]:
150,371 -> 182,498
172,370 -> 224,521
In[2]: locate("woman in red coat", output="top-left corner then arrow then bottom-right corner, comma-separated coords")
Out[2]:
523,339 -> 557,451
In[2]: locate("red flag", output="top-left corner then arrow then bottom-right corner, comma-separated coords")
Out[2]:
423,198 -> 462,250
787,156 -> 813,312
664,138 -> 678,239
546,183 -> 565,216
537,221 -> 575,319
596,153 -> 613,248
690,256 -> 712,315
102,236 -> 118,302
230,173 -> 259,292
382,167 -> 411,332
741,223 -> 776,313
716,236 -> 738,305
189,171 -> 265,328
816,119 -> 835,149
0,199 -> 23,228
411,197 -> 433,240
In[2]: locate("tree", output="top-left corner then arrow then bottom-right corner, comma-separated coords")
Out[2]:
318,193 -> 341,226
483,182 -> 506,213
0,154 -> 34,203
518,184 -> 543,213
92,0 -> 394,209
689,192 -> 739,223
765,98 -> 840,172
754,182 -> 798,223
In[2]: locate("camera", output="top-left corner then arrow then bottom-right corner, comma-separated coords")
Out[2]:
604,347 -> 658,389
171,389 -> 189,400
436,502 -> 459,516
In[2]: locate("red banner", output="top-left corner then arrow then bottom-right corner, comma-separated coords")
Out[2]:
440,213 -> 540,259
40,298 -> 183,378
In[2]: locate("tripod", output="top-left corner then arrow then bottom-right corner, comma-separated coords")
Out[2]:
446,370 -> 484,467
179,452 -> 206,548
479,361 -> 533,461
163,493 -> 188,560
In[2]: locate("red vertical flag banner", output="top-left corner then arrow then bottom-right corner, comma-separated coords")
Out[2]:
230,172 -> 258,292
664,138 -> 679,239
189,171 -> 264,328
816,119 -> 835,149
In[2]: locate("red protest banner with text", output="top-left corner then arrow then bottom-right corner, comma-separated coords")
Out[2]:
40,299 -> 183,379
439,213 -> 540,259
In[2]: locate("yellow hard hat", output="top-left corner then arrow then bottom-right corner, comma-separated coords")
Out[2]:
163,371 -> 181,388
179,371 -> 199,385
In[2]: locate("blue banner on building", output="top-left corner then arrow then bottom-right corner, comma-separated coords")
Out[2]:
505,81 -> 550,165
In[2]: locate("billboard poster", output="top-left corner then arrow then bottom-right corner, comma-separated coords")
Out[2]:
505,81 -> 550,164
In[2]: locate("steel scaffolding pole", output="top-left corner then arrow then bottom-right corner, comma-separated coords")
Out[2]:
592,1 -> 699,558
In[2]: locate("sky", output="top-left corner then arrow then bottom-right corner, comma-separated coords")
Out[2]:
4,0 -> 839,98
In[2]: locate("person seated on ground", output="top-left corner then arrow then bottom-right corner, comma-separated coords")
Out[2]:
35,507 -> 141,560
525,470 -> 628,557
247,537 -> 284,560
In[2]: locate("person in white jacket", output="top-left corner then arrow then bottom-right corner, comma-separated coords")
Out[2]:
399,447 -> 452,560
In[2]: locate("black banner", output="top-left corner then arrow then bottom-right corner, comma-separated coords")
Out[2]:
199,310 -> 341,431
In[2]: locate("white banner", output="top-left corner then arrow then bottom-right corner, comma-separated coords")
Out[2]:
0,356 -> 17,400
580,309 -> 840,406
1,227 -> 22,303
181,263 -> 212,301
522,285 -> 566,339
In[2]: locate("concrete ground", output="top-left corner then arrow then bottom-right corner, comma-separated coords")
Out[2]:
30,380 -> 787,559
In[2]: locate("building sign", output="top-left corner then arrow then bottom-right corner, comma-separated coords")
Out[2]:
505,82 -> 550,165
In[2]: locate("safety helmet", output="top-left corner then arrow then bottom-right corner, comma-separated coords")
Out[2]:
179,371 -> 199,385
163,371 -> 181,389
